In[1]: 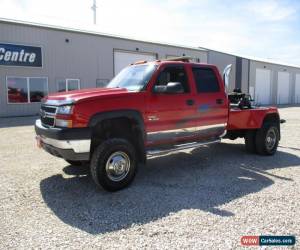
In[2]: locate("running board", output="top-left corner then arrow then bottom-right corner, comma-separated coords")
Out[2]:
146,139 -> 220,157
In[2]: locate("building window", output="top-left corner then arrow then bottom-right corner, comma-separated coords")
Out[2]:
57,79 -> 67,92
29,78 -> 48,102
7,77 -> 28,103
7,76 -> 48,104
96,79 -> 109,88
57,78 -> 80,92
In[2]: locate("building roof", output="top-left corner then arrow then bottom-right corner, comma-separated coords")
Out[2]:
199,46 -> 300,69
238,54 -> 300,69
1,17 -> 299,69
0,17 -> 207,53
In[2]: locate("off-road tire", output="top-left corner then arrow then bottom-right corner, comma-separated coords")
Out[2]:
245,130 -> 257,153
90,138 -> 137,192
65,160 -> 89,166
255,123 -> 279,155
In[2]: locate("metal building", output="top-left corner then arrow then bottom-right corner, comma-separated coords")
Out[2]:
206,49 -> 300,105
1,18 -> 300,117
248,59 -> 300,105
0,18 -> 207,117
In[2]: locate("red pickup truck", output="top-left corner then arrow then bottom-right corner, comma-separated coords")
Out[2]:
35,57 -> 283,191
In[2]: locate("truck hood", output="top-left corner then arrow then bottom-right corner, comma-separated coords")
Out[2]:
44,87 -> 129,103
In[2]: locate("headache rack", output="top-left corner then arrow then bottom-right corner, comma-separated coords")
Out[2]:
132,56 -> 192,65
161,56 -> 192,62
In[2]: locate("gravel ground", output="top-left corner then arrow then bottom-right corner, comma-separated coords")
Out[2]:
0,107 -> 299,249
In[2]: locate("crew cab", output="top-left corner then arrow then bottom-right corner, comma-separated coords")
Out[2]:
35,57 -> 283,191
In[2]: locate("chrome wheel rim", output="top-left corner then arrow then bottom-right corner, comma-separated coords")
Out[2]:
265,128 -> 277,151
105,151 -> 130,182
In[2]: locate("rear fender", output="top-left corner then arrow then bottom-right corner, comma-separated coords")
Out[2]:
261,112 -> 281,140
227,107 -> 280,130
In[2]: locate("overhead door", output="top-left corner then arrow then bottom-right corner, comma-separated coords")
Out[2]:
114,50 -> 156,75
255,69 -> 271,105
277,72 -> 290,104
295,74 -> 300,103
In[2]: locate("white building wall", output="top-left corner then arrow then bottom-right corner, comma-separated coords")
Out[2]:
0,21 -> 207,117
241,58 -> 249,93
249,60 -> 300,105
208,51 -> 236,92
295,74 -> 300,103
277,72 -> 290,104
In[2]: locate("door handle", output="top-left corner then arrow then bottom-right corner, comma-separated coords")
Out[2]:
186,99 -> 194,106
216,99 -> 224,104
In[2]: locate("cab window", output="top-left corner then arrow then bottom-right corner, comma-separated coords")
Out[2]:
192,67 -> 220,93
155,66 -> 190,93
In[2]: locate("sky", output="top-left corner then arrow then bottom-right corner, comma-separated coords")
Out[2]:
1,0 -> 300,66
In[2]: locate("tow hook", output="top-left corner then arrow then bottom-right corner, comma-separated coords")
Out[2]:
280,119 -> 286,124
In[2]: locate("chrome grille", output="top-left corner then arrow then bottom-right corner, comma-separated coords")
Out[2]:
40,105 -> 57,127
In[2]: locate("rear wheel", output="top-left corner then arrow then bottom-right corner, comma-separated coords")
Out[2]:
245,130 -> 257,153
90,138 -> 137,191
255,123 -> 279,155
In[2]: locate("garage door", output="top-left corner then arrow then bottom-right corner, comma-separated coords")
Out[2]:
255,69 -> 271,105
295,74 -> 300,103
114,51 -> 156,75
277,72 -> 290,104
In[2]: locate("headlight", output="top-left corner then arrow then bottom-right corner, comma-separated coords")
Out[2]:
56,105 -> 73,115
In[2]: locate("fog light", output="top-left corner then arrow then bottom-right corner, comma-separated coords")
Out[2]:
55,119 -> 72,128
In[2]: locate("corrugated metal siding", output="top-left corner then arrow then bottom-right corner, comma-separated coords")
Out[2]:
0,22 -> 207,117
235,57 -> 242,90
249,61 -> 300,104
241,58 -> 249,93
207,51 -> 236,92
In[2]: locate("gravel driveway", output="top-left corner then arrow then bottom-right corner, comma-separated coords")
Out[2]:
0,107 -> 299,249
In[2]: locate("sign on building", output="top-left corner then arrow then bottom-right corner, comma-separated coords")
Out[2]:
0,43 -> 42,67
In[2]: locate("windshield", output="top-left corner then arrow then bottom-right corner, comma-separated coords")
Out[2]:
107,64 -> 157,91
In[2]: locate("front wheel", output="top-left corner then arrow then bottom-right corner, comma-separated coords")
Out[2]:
90,138 -> 137,191
255,123 -> 279,155
65,160 -> 89,166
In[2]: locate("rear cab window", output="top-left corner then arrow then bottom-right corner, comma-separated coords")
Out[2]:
192,67 -> 220,93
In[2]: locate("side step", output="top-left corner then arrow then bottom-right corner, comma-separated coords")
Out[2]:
146,139 -> 220,157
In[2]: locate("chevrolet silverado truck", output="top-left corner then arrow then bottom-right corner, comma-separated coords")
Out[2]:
35,57 -> 283,191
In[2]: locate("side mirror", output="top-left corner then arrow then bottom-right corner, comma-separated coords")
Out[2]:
223,64 -> 232,93
154,82 -> 184,94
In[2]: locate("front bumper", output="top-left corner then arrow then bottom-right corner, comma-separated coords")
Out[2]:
35,119 -> 91,161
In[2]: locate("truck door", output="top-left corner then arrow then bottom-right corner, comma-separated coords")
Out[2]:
190,66 -> 228,140
145,65 -> 198,146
